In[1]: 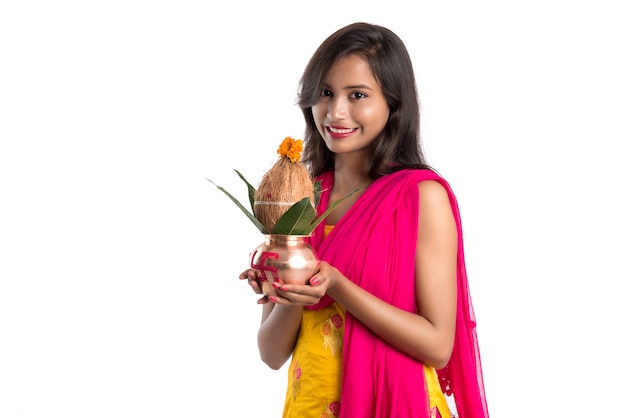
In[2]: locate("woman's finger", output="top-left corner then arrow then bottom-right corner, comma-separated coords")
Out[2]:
257,294 -> 270,304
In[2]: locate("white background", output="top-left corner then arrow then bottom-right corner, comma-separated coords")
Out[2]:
1,1 -> 624,417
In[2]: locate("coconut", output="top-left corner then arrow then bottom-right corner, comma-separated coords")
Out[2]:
253,137 -> 314,233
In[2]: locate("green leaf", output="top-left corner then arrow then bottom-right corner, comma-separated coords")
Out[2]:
313,181 -> 322,208
234,169 -> 257,213
307,188 -> 360,233
271,198 -> 317,235
207,178 -> 268,234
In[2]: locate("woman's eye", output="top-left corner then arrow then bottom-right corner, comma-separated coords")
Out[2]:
352,92 -> 366,99
321,89 -> 333,97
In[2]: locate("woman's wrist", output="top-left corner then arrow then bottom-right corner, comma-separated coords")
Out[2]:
325,266 -> 342,295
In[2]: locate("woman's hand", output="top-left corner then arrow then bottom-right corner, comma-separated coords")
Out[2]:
269,261 -> 338,306
239,268 -> 277,304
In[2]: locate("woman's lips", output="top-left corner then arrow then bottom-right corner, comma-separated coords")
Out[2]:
326,126 -> 357,139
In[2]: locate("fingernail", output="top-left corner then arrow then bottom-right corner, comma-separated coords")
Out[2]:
272,281 -> 281,289
310,277 -> 319,286
268,296 -> 277,303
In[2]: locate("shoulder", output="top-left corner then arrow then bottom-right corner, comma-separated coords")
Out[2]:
417,179 -> 449,201
384,169 -> 450,197
417,180 -> 456,235
383,168 -> 443,183
416,179 -> 453,215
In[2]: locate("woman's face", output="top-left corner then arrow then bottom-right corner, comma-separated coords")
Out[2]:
312,54 -> 390,158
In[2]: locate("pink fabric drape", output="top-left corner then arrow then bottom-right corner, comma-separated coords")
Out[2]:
306,169 -> 489,418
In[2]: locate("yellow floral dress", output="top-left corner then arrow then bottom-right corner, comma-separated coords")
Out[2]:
282,226 -> 452,418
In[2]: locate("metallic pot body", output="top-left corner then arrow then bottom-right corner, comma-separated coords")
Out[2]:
249,234 -> 320,285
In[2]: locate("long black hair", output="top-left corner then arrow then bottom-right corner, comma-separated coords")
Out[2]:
298,22 -> 433,179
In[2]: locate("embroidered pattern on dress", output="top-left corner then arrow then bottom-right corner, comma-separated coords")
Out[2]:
290,360 -> 302,400
321,400 -> 341,418
322,313 -> 343,356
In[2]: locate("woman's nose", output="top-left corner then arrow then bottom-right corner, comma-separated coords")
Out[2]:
327,98 -> 347,120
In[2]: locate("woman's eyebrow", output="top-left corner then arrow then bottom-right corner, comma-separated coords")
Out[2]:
322,83 -> 374,91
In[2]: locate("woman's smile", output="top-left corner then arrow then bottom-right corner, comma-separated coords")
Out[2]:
326,125 -> 357,139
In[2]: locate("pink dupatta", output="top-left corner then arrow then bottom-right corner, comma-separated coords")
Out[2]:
306,169 -> 489,418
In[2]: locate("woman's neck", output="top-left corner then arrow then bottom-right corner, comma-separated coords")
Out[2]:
325,167 -> 372,225
332,170 -> 371,196
332,154 -> 372,194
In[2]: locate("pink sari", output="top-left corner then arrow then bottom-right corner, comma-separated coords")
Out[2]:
306,169 -> 489,418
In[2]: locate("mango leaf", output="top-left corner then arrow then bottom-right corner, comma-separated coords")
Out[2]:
207,178 -> 268,234
271,197 -> 317,235
307,188 -> 360,233
234,169 -> 257,213
313,181 -> 322,208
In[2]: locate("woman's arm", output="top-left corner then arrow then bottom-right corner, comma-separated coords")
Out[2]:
330,180 -> 458,368
239,269 -> 303,370
270,180 -> 458,369
256,301 -> 303,370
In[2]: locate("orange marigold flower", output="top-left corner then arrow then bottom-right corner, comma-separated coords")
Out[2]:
277,136 -> 303,163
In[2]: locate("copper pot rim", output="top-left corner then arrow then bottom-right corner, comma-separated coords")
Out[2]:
263,233 -> 313,239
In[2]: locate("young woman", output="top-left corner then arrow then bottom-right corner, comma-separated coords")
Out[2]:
240,22 -> 489,418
